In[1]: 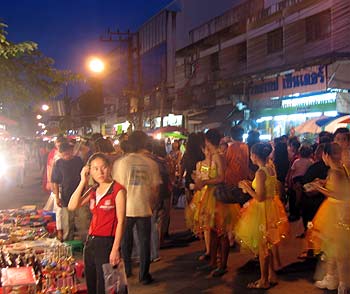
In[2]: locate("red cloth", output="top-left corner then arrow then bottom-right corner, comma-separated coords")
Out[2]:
225,141 -> 250,186
88,181 -> 125,237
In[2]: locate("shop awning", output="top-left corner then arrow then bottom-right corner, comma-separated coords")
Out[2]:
324,115 -> 350,133
295,116 -> 328,134
188,104 -> 242,126
294,115 -> 350,134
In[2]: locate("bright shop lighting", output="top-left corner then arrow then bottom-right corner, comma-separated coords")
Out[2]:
305,112 -> 322,118
324,111 -> 338,117
260,134 -> 272,141
274,115 -> 288,121
155,133 -> 162,140
256,116 -> 273,123
288,113 -> 308,120
282,92 -> 336,108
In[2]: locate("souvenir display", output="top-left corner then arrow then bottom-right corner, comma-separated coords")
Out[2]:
0,209 -> 85,294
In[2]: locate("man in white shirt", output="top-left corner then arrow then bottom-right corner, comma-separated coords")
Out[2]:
112,131 -> 160,285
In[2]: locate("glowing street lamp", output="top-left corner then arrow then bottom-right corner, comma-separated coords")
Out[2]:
42,104 -> 50,111
36,114 -> 42,120
88,57 -> 105,73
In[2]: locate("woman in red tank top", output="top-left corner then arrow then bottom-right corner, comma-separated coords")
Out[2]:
68,152 -> 126,294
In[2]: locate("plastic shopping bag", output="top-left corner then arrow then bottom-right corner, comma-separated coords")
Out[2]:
102,260 -> 128,294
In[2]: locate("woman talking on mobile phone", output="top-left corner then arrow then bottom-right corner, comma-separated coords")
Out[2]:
68,152 -> 126,294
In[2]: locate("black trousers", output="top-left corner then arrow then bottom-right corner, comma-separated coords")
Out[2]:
84,235 -> 114,294
301,193 -> 325,230
122,216 -> 152,282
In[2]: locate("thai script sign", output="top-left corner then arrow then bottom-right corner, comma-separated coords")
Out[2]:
249,65 -> 327,99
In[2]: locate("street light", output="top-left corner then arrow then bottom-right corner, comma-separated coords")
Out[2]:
87,57 -> 105,73
42,104 -> 50,111
36,114 -> 42,120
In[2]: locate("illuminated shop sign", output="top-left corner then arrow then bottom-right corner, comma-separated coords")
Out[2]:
249,66 -> 327,99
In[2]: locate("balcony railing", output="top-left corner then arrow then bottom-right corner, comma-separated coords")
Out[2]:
189,2 -> 249,44
248,0 -> 305,24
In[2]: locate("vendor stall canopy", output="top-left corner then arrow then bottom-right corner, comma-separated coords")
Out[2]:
295,114 -> 350,134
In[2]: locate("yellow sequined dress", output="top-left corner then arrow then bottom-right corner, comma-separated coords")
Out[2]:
186,161 -> 240,236
235,167 -> 289,255
185,160 -> 215,235
308,166 -> 350,259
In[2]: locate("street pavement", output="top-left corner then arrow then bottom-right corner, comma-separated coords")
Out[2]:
1,163 -> 335,294
0,161 -> 48,209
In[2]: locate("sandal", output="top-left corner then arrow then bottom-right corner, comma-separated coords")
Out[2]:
247,280 -> 271,290
198,254 -> 210,261
212,267 -> 228,277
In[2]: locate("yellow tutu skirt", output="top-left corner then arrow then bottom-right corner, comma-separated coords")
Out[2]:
185,185 -> 240,236
235,196 -> 289,255
308,198 -> 350,259
185,186 -> 210,235
201,186 -> 240,236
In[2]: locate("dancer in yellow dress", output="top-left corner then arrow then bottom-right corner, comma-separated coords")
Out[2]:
236,142 -> 289,289
185,145 -> 215,260
195,129 -> 240,277
307,142 -> 350,294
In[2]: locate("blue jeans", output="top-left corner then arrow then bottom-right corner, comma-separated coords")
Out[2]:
122,216 -> 152,282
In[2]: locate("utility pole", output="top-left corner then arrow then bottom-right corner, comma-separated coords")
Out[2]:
100,29 -> 143,130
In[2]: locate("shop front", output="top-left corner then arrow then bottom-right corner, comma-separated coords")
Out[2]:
249,65 -> 339,137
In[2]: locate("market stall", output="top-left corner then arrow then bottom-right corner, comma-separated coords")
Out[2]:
0,208 -> 86,294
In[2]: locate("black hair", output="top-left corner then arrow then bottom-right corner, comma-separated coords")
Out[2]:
152,140 -> 167,158
120,140 -> 130,153
273,142 -> 289,182
87,152 -> 110,167
182,133 -> 205,164
95,138 -> 115,153
251,142 -> 273,161
205,129 -> 222,147
323,142 -> 342,162
319,131 -> 332,139
91,133 -> 103,142
319,135 -> 332,144
299,145 -> 313,158
128,131 -> 149,152
334,127 -> 349,137
230,126 -> 244,141
58,142 -> 73,153
315,143 -> 326,159
287,136 -> 301,151
247,130 -> 260,148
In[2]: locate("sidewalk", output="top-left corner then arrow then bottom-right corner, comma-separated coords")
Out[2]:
0,161 -> 48,210
127,208 -> 325,294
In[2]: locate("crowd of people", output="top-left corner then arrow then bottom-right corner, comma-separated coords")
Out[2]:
183,126 -> 349,293
9,124 -> 349,294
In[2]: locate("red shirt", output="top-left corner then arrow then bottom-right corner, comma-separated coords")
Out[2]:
88,181 -> 125,237
225,141 -> 250,186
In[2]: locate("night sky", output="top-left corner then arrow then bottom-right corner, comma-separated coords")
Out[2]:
2,0 -> 173,73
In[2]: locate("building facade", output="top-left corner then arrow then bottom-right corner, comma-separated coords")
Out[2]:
174,0 -> 350,135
